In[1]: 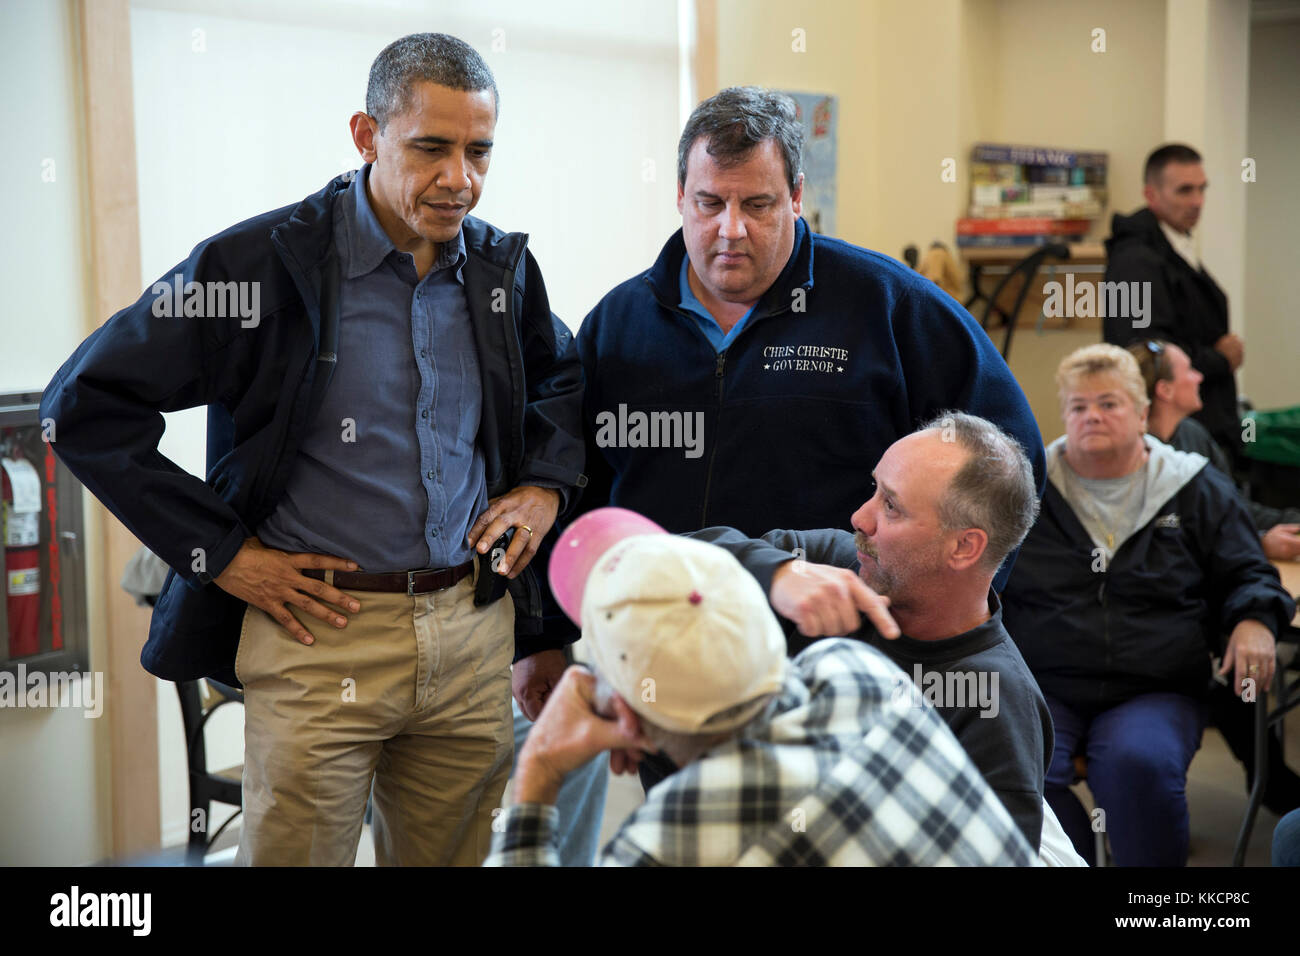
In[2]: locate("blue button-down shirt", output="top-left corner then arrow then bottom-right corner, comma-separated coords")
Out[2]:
258,165 -> 488,571
678,257 -> 756,352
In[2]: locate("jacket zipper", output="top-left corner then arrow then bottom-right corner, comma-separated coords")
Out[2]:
647,278 -> 808,530
699,352 -> 727,527
1098,575 -> 1110,707
1095,516 -> 1140,707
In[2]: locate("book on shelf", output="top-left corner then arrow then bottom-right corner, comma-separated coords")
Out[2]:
967,201 -> 1105,219
971,143 -> 1109,168
965,143 -> 1108,222
1029,184 -> 1104,203
955,233 -> 1087,248
957,217 -> 1092,236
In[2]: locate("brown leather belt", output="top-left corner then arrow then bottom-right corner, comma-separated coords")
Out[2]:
302,561 -> 474,595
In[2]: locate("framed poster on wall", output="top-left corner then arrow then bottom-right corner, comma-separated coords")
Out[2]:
779,91 -> 838,236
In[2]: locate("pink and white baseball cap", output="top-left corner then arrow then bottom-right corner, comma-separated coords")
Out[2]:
549,507 -> 669,627
549,508 -> 788,734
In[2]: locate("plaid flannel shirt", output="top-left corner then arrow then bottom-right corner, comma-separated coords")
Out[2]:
485,639 -> 1034,866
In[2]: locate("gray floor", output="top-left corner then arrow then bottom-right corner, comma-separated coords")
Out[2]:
1185,722 -> 1294,867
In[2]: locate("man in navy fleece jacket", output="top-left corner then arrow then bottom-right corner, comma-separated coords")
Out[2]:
565,87 -> 1043,580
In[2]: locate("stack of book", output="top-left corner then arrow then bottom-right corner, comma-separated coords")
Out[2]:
958,143 -> 1108,248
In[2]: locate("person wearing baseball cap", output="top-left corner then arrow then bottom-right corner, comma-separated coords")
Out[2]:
484,507 -> 1033,866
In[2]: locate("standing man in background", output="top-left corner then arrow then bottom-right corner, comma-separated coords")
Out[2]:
1104,143 -> 1244,471
42,34 -> 585,866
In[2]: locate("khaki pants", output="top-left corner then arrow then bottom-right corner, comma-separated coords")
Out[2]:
233,569 -> 514,866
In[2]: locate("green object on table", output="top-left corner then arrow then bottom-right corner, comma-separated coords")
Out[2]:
1242,406 -> 1300,467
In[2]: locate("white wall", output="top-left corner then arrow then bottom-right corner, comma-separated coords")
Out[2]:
0,0 -> 95,395
131,0 -> 682,329
871,0 -> 966,264
0,0 -> 113,867
129,0 -> 684,847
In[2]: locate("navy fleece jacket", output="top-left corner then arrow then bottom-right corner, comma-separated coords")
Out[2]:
573,218 -> 1046,589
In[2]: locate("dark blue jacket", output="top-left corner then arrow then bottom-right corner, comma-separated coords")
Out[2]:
1002,466 -> 1295,712
572,218 -> 1046,587
41,173 -> 586,683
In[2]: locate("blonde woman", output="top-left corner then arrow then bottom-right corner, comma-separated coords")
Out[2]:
1001,344 -> 1293,866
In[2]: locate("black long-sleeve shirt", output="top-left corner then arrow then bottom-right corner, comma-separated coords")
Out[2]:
689,525 -> 1053,851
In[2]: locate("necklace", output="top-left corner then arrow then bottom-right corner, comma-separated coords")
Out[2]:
1068,464 -> 1149,556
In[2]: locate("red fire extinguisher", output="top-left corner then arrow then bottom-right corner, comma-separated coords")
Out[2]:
2,448 -> 42,659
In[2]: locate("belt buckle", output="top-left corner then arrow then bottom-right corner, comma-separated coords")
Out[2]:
407,570 -> 416,596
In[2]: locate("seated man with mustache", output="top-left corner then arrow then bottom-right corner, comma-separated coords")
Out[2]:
691,412 -> 1053,851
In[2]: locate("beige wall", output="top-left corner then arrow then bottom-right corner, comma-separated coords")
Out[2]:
1243,17 -> 1300,411
871,0 -> 966,264
1165,0 -> 1251,400
711,0 -> 1300,443
713,0 -> 1172,440
714,0 -> 880,249
715,0 -> 1167,259
978,0 -> 1168,437
985,0 -> 1167,232
959,0 -> 1002,211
